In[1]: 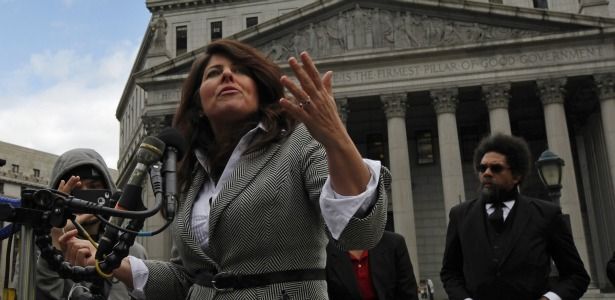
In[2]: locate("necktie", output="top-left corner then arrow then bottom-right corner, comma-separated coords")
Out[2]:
489,202 -> 505,232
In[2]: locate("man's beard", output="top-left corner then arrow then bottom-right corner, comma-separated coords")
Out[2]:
479,182 -> 517,204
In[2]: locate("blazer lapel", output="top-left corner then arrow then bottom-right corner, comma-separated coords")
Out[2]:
499,195 -> 532,267
462,199 -> 491,257
330,249 -> 362,300
368,244 -> 388,300
176,167 -> 218,269
208,142 -> 281,239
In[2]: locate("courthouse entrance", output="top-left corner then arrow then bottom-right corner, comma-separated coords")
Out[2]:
134,0 -> 615,293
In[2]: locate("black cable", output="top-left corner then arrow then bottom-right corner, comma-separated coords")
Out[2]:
93,214 -> 172,236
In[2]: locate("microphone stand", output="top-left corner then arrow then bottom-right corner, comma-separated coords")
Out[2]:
0,196 -> 29,300
0,188 -> 145,300
0,161 -> 170,299
17,226 -> 35,300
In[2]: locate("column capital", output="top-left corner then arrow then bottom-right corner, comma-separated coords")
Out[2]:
536,78 -> 567,105
335,97 -> 349,124
431,88 -> 459,114
142,114 -> 172,136
381,93 -> 408,118
482,83 -> 511,110
594,73 -> 615,101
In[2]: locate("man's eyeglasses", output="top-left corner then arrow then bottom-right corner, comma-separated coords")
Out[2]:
478,163 -> 510,174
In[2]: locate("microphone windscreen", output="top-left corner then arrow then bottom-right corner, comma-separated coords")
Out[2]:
137,136 -> 166,165
157,127 -> 187,159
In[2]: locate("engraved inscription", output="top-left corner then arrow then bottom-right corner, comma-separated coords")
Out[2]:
330,45 -> 607,85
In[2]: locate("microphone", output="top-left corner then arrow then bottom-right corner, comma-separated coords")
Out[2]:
156,128 -> 186,221
97,136 -> 165,258
116,135 -> 166,211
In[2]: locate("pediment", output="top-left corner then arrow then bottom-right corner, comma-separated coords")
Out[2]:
135,0 -> 615,81
236,0 -> 615,62
134,51 -> 202,88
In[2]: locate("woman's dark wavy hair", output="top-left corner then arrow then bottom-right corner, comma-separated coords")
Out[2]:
472,133 -> 532,183
172,39 -> 295,189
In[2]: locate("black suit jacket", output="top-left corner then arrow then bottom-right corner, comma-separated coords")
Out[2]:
326,231 -> 418,300
607,251 -> 615,286
441,195 -> 590,300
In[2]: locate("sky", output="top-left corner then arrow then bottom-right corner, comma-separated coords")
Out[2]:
0,0 -> 152,169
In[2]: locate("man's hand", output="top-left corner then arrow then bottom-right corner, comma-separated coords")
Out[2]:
58,229 -> 97,267
58,176 -> 82,194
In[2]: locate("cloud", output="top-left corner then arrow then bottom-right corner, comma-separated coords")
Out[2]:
0,42 -> 138,169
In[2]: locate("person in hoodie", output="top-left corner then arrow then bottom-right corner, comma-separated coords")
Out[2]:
36,148 -> 147,300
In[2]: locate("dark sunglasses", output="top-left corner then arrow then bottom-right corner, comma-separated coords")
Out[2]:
478,163 -> 509,174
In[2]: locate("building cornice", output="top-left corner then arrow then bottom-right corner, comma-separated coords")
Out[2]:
145,0 -> 257,12
412,0 -> 615,27
0,172 -> 49,188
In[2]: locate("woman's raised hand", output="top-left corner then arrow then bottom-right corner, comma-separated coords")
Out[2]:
280,52 -> 370,195
279,52 -> 347,149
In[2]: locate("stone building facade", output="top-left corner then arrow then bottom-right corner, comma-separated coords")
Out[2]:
117,0 -> 615,297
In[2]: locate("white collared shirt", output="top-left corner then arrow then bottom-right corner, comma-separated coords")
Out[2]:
485,200 -> 515,221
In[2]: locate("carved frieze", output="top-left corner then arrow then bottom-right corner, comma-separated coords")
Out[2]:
381,93 -> 408,118
536,78 -> 567,105
594,73 -> 615,101
431,88 -> 459,114
260,4 -> 542,61
482,83 -> 511,110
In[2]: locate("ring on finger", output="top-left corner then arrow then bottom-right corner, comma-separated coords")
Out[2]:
300,97 -> 311,109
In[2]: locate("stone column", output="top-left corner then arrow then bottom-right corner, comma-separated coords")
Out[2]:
431,88 -> 466,221
594,73 -> 615,201
336,97 -> 349,127
381,93 -> 419,278
536,78 -> 590,268
482,83 -> 512,135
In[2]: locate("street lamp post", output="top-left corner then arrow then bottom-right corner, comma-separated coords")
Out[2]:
536,150 -> 568,283
536,150 -> 565,206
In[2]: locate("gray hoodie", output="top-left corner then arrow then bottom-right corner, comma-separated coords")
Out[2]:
36,148 -> 147,300
48,148 -> 116,192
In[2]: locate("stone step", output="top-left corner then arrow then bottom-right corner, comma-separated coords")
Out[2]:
582,289 -> 615,299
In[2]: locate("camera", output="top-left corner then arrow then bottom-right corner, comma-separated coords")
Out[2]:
72,189 -> 116,208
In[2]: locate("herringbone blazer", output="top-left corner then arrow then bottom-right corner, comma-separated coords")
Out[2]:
143,124 -> 390,300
